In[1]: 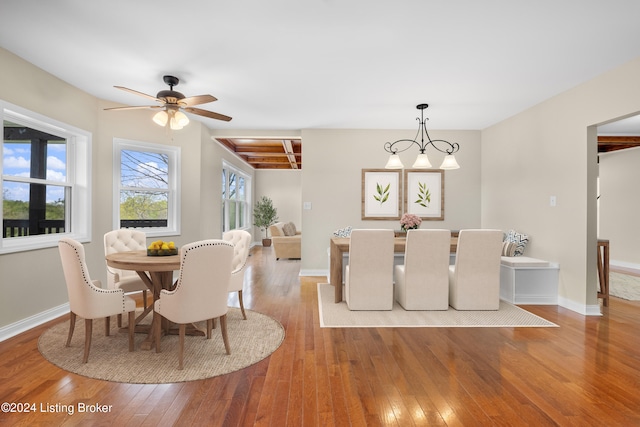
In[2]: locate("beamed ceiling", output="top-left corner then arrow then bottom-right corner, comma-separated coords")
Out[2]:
597,136 -> 640,153
215,138 -> 302,170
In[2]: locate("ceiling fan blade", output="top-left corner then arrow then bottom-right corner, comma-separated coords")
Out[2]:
105,105 -> 164,111
114,86 -> 162,103
184,107 -> 232,122
104,105 -> 162,111
180,94 -> 217,106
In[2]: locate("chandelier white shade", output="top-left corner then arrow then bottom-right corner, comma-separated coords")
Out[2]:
384,104 -> 460,170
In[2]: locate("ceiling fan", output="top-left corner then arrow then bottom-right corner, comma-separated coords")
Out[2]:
105,75 -> 232,129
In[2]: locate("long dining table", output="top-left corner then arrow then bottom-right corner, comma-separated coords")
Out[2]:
105,250 -> 204,350
329,236 -> 458,303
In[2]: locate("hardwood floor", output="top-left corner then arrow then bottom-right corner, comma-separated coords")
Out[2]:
1,246 -> 640,426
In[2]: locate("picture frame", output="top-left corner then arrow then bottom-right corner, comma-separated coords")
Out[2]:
404,169 -> 444,220
362,169 -> 401,220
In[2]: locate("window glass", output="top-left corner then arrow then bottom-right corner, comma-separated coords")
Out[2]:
113,139 -> 180,236
222,162 -> 251,233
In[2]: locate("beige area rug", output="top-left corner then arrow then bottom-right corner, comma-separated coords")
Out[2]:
38,308 -> 284,384
318,283 -> 557,328
609,272 -> 640,301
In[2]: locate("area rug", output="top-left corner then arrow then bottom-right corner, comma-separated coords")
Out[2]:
609,272 -> 640,301
318,283 -> 557,328
38,308 -> 284,384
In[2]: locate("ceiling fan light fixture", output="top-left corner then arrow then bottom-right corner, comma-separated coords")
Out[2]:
153,110 -> 168,126
173,110 -> 189,127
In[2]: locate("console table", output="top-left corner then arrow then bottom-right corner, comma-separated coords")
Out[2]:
597,239 -> 610,307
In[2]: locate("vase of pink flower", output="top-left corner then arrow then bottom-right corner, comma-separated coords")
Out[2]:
400,213 -> 422,232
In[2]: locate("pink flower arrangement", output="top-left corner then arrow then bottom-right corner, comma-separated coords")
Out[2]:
400,213 -> 422,231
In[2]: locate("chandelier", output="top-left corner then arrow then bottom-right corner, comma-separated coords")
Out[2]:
384,104 -> 460,169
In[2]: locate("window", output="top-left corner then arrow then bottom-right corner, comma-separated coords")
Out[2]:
1,101 -> 91,253
113,139 -> 180,237
222,162 -> 251,233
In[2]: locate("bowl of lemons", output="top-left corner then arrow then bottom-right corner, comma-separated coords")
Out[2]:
147,240 -> 178,256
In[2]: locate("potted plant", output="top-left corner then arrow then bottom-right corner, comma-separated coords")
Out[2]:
253,196 -> 279,247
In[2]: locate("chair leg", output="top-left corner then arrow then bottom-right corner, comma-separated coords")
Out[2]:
117,313 -> 122,328
128,311 -> 135,352
178,323 -> 186,370
206,319 -> 213,339
220,314 -> 231,355
154,311 -> 162,353
238,290 -> 247,320
105,316 -> 111,336
212,317 -> 217,329
66,312 -> 77,347
83,319 -> 93,363
143,290 -> 148,310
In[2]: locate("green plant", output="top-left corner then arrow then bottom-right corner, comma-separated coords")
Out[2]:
253,196 -> 279,238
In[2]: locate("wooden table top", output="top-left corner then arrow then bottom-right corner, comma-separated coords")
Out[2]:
105,250 -> 181,272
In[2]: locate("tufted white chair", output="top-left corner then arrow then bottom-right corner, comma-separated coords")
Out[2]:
104,229 -> 149,325
58,237 -> 136,363
449,229 -> 503,310
222,229 -> 252,319
395,229 -> 452,310
154,239 -> 234,370
345,229 -> 395,310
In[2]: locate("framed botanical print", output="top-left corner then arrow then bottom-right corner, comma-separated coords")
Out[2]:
404,169 -> 444,220
361,169 -> 401,220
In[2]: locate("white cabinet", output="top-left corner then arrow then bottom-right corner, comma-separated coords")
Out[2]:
500,257 -> 559,305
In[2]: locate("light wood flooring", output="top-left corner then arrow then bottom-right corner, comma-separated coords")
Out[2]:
1,246 -> 640,426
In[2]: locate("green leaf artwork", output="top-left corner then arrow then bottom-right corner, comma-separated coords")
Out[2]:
373,182 -> 390,205
415,181 -> 431,207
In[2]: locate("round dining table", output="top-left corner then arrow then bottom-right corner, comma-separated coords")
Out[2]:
105,250 -> 204,350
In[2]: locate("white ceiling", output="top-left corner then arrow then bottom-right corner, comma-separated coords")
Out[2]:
2,1 -> 640,132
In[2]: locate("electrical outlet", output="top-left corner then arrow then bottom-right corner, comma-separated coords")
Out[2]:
550,196 -> 557,207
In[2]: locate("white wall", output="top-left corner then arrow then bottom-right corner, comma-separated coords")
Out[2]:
481,56 -> 640,314
599,146 -> 640,268
300,128 -> 482,275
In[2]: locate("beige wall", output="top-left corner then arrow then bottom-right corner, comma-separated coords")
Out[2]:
254,169 -> 302,240
481,56 -> 640,314
300,128 -> 482,274
598,146 -> 640,268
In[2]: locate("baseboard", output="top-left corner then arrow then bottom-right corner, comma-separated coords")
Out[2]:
557,296 -> 602,316
610,259 -> 640,275
299,269 -> 328,278
0,303 -> 69,342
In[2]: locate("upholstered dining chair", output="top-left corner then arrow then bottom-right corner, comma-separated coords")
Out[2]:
104,229 -> 149,326
58,237 -> 136,363
222,229 -> 252,320
395,229 -> 451,310
154,239 -> 234,370
449,229 -> 503,310
345,229 -> 395,310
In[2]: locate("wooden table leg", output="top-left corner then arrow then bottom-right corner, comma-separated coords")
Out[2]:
330,239 -> 344,303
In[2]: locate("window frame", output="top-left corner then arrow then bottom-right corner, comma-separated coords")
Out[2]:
222,160 -> 251,233
112,138 -> 180,238
1,100 -> 91,254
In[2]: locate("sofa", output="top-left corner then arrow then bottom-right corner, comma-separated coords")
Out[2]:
268,222 -> 301,259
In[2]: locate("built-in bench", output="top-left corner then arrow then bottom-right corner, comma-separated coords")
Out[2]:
500,256 -> 559,305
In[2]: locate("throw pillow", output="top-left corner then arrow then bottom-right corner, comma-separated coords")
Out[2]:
333,226 -> 352,238
506,229 -> 529,256
501,241 -> 517,257
282,222 -> 296,236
